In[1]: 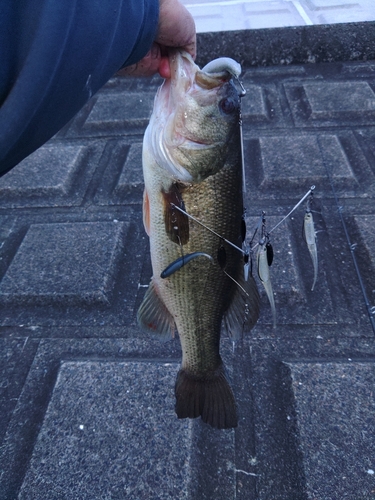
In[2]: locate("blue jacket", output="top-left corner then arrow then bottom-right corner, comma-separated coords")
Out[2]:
0,0 -> 158,176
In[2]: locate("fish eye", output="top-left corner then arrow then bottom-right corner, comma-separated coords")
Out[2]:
219,98 -> 236,115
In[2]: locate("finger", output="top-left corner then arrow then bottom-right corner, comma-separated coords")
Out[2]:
158,55 -> 171,79
116,43 -> 162,77
157,0 -> 196,59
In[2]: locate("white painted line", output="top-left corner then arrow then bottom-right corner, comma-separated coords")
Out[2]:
290,0 -> 314,25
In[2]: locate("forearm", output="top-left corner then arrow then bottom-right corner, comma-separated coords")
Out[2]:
0,0 -> 159,177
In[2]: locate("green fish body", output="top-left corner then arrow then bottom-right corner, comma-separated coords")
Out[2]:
138,51 -> 260,429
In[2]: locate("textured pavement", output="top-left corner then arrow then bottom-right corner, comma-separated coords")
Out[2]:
1,23 -> 375,500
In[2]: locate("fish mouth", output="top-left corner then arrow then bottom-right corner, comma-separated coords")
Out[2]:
166,50 -> 238,134
169,50 -> 241,88
147,51 -> 242,182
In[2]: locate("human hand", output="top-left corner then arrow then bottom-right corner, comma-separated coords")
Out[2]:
117,0 -> 196,78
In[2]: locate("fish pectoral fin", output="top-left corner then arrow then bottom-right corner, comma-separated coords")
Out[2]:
175,364 -> 238,429
142,188 -> 150,236
162,183 -> 189,245
137,280 -> 175,340
223,274 -> 260,340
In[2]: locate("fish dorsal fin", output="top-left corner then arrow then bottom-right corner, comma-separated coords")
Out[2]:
137,280 -> 175,340
223,274 -> 260,340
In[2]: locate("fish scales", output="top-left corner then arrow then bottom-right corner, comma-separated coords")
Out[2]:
138,50 -> 260,429
169,168 -> 242,373
144,148 -> 242,369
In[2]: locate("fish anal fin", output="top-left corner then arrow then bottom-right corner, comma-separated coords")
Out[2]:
223,274 -> 260,340
137,280 -> 175,340
162,183 -> 189,245
174,364 -> 238,429
143,188 -> 150,236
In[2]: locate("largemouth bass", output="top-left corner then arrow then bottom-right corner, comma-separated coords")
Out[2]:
138,50 -> 260,429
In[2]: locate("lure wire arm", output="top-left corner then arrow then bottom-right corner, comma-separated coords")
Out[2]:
250,186 -> 316,252
234,75 -> 247,195
306,188 -> 314,213
170,203 -> 246,256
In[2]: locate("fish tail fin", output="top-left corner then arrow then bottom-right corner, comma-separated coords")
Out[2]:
175,364 -> 238,429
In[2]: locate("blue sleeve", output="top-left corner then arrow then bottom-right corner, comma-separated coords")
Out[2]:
0,0 -> 159,177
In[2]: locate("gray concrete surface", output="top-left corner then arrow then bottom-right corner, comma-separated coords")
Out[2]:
1,22 -> 375,500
